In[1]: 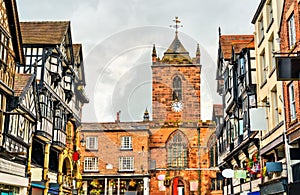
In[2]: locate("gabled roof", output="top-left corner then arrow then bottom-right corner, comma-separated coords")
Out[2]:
14,73 -> 34,97
20,21 -> 70,45
162,34 -> 192,63
219,35 -> 254,60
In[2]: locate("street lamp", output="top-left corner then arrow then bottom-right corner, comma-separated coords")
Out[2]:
80,134 -> 86,147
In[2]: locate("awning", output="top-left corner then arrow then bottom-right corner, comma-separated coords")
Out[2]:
247,191 -> 260,195
260,179 -> 287,195
48,183 -> 59,194
31,182 -> 46,189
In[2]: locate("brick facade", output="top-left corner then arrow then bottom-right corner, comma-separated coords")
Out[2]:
81,122 -> 150,195
152,65 -> 201,122
280,0 -> 300,137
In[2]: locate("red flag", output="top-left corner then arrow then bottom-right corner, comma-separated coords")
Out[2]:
173,177 -> 178,195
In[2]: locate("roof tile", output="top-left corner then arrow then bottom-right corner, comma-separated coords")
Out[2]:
220,35 -> 254,60
14,73 -> 33,96
20,21 -> 70,44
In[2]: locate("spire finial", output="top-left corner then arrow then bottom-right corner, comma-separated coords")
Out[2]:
196,43 -> 200,64
152,44 -> 157,57
196,43 -> 200,56
170,16 -> 183,34
143,107 -> 149,122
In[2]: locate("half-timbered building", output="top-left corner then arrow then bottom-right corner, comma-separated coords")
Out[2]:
18,21 -> 88,195
216,29 -> 263,195
0,0 -> 37,194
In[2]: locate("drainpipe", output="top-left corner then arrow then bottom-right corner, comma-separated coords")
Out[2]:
281,84 -> 292,183
197,126 -> 201,195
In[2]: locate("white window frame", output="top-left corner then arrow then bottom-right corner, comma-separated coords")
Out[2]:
288,14 -> 296,49
267,0 -> 273,26
271,88 -> 279,125
258,17 -> 264,42
289,83 -> 296,121
260,52 -> 267,83
86,136 -> 98,150
268,36 -> 276,70
121,136 -> 132,149
84,157 -> 98,172
119,156 -> 134,171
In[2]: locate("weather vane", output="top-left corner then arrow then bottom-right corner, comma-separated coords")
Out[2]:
170,16 -> 183,34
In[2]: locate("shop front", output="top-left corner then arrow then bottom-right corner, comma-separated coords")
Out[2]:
259,178 -> 287,195
84,177 -> 148,195
31,182 -> 46,195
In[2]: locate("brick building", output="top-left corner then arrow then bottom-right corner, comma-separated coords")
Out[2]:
277,0 -> 300,193
80,121 -> 150,195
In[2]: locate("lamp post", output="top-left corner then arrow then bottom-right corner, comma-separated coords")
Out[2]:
80,134 -> 86,147
197,126 -> 201,195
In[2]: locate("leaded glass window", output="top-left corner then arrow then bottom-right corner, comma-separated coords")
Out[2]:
167,131 -> 188,168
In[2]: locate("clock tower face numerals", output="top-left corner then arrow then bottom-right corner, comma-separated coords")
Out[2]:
171,101 -> 184,112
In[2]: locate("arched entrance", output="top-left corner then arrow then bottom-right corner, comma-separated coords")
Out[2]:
61,157 -> 72,194
171,177 -> 187,195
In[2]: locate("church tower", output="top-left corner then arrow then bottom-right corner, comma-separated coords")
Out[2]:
151,17 -> 201,123
149,17 -> 216,195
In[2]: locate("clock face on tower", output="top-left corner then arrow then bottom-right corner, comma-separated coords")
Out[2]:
171,101 -> 184,112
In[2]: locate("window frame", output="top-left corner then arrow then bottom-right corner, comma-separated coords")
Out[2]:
167,131 -> 188,168
84,157 -> 98,172
267,0 -> 273,27
258,16 -> 265,42
260,51 -> 267,84
271,88 -> 279,125
288,83 -> 296,121
288,13 -> 296,49
86,136 -> 98,150
121,136 -> 132,150
173,76 -> 182,100
119,156 -> 134,172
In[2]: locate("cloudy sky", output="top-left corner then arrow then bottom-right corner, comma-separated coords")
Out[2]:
17,0 -> 260,122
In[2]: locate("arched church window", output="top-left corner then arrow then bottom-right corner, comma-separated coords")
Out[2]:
173,76 -> 182,100
167,131 -> 188,168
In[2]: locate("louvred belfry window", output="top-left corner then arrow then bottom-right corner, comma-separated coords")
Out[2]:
173,76 -> 182,100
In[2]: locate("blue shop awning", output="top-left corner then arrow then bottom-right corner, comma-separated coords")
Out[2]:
31,182 -> 46,189
48,183 -> 59,194
248,192 -> 260,195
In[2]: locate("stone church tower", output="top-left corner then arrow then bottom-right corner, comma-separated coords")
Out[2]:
151,29 -> 201,123
149,18 -> 218,195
